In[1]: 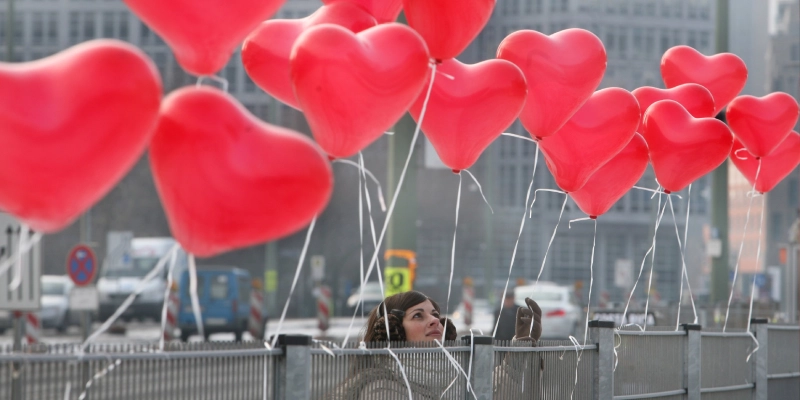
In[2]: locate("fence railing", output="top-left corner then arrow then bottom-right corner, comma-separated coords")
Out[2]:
1,320 -> 798,399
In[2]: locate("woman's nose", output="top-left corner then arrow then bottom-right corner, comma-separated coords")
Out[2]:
429,315 -> 441,327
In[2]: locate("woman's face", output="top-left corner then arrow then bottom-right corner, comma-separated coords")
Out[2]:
402,299 -> 443,342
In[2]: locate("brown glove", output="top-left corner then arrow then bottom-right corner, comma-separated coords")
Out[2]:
514,298 -> 542,342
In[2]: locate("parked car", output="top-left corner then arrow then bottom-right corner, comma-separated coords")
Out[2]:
449,298 -> 495,334
178,267 -> 251,341
97,237 -> 188,322
346,282 -> 384,315
514,282 -> 582,339
40,275 -> 74,332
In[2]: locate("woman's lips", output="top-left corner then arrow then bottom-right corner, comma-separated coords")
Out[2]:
427,330 -> 442,337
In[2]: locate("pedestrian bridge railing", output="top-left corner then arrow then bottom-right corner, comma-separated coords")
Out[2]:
0,320 -> 797,399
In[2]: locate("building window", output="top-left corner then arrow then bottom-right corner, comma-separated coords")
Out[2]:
14,14 -> 23,46
789,178 -> 799,206
83,12 -> 95,40
140,22 -> 151,45
660,29 -> 671,54
102,12 -> 114,37
69,12 -> 80,44
792,44 -> 800,61
47,12 -> 58,45
699,32 -> 710,53
619,28 -> 628,59
119,12 -> 129,41
645,29 -> 655,58
633,27 -> 643,57
32,12 -> 44,45
224,61 -> 238,93
688,30 -> 697,49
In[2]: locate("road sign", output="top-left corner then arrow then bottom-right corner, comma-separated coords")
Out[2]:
311,255 -> 325,281
0,214 -> 41,311
67,244 -> 97,286
69,286 -> 99,311
384,267 -> 411,297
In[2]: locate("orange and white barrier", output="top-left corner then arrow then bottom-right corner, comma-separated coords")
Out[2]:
462,277 -> 474,328
25,312 -> 40,345
249,279 -> 265,340
163,282 -> 179,341
317,285 -> 332,333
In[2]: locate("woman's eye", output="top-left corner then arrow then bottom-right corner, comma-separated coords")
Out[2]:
413,313 -> 421,319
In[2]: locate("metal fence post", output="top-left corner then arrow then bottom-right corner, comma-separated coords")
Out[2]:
462,335 -> 493,400
588,320 -> 614,400
682,324 -> 702,400
751,318 -> 769,400
276,334 -> 311,400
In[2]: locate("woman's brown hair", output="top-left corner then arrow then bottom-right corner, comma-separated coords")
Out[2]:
361,290 -> 457,342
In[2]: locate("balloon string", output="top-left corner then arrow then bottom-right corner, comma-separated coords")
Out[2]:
0,228 -> 41,281
493,143 -> 539,337
724,159 -> 762,332
566,220 -> 597,400
443,172 -> 462,343
501,132 -> 538,143
159,248 -> 179,350
270,216 -> 317,348
744,193 -> 766,362
734,148 -> 750,160
196,75 -> 229,92
642,195 -> 664,333
535,194 -> 569,285
668,196 -> 699,330
435,339 -> 478,399
632,185 -> 682,199
82,245 -> 179,351
463,169 -> 494,214
683,184 -> 697,324
187,254 -> 205,339
333,158 -> 387,212
341,61 -> 438,345
569,217 -> 592,228
620,194 -> 667,331
530,188 -> 568,217
358,152 -> 365,319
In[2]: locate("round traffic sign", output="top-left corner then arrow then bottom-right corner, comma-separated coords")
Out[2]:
67,244 -> 97,286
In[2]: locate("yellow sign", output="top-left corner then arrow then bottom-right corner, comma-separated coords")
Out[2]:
264,270 -> 278,293
384,267 -> 411,297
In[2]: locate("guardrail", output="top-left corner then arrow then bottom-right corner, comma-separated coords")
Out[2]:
0,320 -> 797,399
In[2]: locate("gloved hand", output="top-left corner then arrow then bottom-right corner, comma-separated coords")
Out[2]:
514,298 -> 542,342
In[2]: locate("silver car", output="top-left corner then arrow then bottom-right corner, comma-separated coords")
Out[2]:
515,282 -> 582,339
40,275 -> 74,332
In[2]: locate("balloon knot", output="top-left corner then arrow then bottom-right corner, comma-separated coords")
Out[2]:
327,155 -> 336,162
452,169 -> 461,174
590,216 -> 597,220
755,156 -> 761,160
664,190 -> 671,194
434,59 -> 443,64
534,136 -> 543,141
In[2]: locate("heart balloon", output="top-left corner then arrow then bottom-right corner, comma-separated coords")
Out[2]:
403,0 -> 495,61
321,0 -> 403,24
661,45 -> 748,116
150,87 -> 333,257
0,39 -> 162,233
407,58 -> 526,172
570,134 -> 650,218
291,23 -> 429,159
726,92 -> 799,158
123,0 -> 284,76
730,133 -> 800,194
631,84 -> 715,132
242,2 -> 377,110
641,100 -> 733,193
497,29 -> 606,140
539,88 -> 640,193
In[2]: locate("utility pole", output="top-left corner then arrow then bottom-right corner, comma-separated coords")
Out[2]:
710,0 -> 731,305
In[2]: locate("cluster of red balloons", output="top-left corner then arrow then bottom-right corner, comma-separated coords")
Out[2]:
2,0 -> 798,257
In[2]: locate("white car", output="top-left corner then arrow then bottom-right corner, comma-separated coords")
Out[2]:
449,299 -> 495,335
514,282 -> 582,339
40,275 -> 74,332
346,282 -> 385,315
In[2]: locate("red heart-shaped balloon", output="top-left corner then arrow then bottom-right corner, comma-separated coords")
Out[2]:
641,100 -> 733,193
123,0 -> 284,75
539,88 -> 640,193
150,87 -> 333,257
242,3 -> 377,110
0,40 -> 162,233
571,134 -> 650,218
726,92 -> 799,158
730,132 -> 800,194
497,29 -> 606,140
661,45 -> 748,116
408,58 -> 526,172
403,0 -> 495,61
321,0 -> 403,24
291,23 -> 429,159
632,84 -> 715,132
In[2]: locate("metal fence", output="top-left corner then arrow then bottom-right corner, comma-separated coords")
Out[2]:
1,321 -> 798,399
